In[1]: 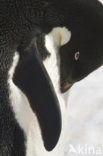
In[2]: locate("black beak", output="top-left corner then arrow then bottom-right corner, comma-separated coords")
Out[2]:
13,45 -> 61,151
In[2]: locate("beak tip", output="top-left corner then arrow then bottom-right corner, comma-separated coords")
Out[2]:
60,82 -> 73,93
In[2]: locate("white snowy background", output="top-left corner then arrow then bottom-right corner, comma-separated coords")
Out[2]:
64,66 -> 103,156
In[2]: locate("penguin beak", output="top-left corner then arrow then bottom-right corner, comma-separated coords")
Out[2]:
60,81 -> 73,93
13,45 -> 61,151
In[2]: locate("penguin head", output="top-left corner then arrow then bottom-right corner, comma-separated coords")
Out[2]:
42,0 -> 103,93
59,29 -> 103,93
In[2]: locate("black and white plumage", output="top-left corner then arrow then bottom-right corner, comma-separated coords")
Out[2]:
0,0 -> 103,155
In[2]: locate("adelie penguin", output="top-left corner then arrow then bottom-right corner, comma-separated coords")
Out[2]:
1,0 -> 103,155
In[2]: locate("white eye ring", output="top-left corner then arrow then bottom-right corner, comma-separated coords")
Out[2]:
74,52 -> 80,61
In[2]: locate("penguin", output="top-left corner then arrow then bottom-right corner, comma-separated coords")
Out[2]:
1,0 -> 103,155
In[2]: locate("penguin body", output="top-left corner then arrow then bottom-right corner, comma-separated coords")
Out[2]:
8,49 -> 66,156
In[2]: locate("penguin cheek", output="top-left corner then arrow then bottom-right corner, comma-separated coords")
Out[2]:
69,64 -> 88,83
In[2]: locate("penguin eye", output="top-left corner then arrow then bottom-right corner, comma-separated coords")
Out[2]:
74,52 -> 80,61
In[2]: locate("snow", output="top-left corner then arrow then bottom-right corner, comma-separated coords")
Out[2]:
64,66 -> 103,156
